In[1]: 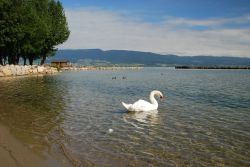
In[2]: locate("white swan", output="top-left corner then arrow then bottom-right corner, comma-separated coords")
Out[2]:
122,90 -> 163,112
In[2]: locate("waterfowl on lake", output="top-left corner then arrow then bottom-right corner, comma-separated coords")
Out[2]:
122,90 -> 163,112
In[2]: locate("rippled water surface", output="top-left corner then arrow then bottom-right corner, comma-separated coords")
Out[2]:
0,68 -> 250,166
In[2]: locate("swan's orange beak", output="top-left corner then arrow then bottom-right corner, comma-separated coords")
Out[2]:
160,96 -> 164,101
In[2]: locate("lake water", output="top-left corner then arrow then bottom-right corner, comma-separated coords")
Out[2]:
0,68 -> 250,166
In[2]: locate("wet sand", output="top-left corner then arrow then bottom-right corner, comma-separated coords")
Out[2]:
0,124 -> 50,167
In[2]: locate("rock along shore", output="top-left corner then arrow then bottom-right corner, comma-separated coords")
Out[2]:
0,65 -> 143,77
0,65 -> 58,77
61,66 -> 143,71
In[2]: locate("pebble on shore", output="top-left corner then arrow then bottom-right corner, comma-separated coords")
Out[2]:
0,65 -> 58,77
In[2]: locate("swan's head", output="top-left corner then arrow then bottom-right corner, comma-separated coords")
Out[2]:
151,90 -> 164,101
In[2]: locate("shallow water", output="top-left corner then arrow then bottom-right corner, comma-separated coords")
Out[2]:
0,68 -> 250,166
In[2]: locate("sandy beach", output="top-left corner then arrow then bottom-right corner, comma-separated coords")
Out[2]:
0,123 -> 51,167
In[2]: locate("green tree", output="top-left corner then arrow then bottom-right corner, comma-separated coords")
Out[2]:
0,0 -> 69,65
20,0 -> 49,65
0,0 -> 23,65
40,0 -> 70,65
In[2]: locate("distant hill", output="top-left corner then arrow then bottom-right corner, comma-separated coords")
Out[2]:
48,49 -> 250,66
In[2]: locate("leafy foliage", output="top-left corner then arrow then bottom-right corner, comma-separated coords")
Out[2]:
0,0 -> 70,65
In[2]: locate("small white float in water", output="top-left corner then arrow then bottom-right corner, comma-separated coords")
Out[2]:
108,128 -> 113,133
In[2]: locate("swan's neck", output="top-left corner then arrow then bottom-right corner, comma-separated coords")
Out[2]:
149,93 -> 158,107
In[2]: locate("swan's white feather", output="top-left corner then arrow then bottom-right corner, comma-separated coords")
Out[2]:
122,102 -> 132,110
122,99 -> 157,112
122,90 -> 163,112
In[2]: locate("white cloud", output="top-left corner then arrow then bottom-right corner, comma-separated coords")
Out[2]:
163,14 -> 250,27
59,8 -> 250,57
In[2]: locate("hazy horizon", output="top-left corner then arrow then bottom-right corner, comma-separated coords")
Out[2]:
57,48 -> 250,58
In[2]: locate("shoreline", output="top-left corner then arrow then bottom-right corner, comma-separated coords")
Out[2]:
60,66 -> 143,71
175,65 -> 250,69
0,64 -> 143,78
0,65 -> 58,77
0,123 -> 52,167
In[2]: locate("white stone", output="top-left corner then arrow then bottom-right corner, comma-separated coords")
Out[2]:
0,65 -> 58,77
51,67 -> 58,73
37,66 -> 45,73
2,68 -> 12,76
17,66 -> 24,76
24,65 -> 30,69
10,65 -> 17,75
28,68 -> 33,74
32,69 -> 38,74
0,71 -> 4,77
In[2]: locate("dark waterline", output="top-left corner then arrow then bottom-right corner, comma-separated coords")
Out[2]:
0,68 -> 250,166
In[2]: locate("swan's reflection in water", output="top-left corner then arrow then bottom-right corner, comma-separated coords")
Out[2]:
123,110 -> 160,128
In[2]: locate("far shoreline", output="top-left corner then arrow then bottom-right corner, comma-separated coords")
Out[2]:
175,66 -> 250,70
1,64 -> 250,78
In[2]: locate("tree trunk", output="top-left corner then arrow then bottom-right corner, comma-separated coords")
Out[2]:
8,56 -> 12,64
23,57 -> 27,65
40,55 -> 46,65
29,57 -> 33,65
3,56 -> 7,65
8,54 -> 17,65
16,55 -> 20,64
13,55 -> 17,65
0,55 -> 3,65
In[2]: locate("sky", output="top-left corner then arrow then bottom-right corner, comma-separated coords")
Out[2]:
59,0 -> 250,57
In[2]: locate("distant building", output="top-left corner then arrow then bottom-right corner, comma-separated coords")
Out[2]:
51,60 -> 70,68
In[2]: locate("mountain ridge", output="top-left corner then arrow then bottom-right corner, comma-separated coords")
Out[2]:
50,49 -> 250,66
